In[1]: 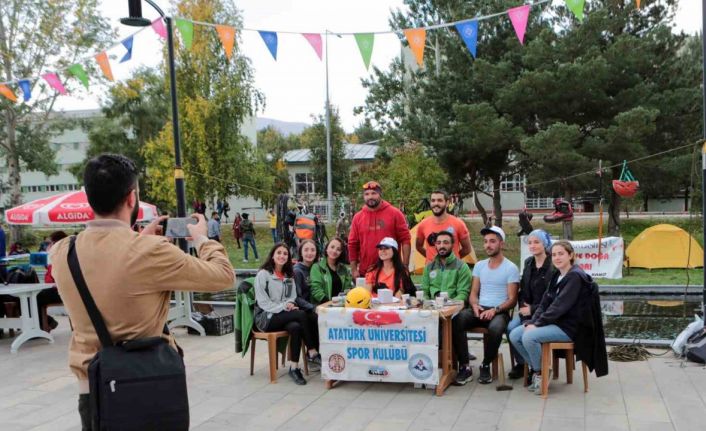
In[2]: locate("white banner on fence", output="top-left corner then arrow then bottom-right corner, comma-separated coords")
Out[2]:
318,307 -> 439,385
520,236 -> 624,279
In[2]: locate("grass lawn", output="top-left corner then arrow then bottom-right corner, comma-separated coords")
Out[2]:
221,215 -> 705,286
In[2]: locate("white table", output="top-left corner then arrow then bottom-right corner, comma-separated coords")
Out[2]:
0,283 -> 54,353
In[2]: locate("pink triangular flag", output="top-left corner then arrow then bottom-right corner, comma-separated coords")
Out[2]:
42,73 -> 67,95
302,33 -> 323,61
507,5 -> 531,45
151,18 -> 167,39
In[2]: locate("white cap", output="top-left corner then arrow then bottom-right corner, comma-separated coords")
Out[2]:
480,226 -> 506,241
376,237 -> 399,250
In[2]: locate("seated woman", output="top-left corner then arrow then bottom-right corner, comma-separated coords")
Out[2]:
310,237 -> 353,304
507,229 -> 555,379
365,237 -> 415,298
293,239 -> 319,311
253,243 -> 321,385
509,240 -> 590,394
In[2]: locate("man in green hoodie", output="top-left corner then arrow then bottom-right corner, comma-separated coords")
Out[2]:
421,231 -> 471,302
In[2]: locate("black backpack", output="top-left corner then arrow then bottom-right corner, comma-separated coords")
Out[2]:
686,329 -> 706,364
67,236 -> 189,430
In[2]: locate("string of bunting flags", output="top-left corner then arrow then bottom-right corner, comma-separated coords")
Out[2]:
1,0 -> 642,104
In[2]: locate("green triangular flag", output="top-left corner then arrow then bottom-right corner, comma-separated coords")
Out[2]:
354,33 -> 375,70
175,18 -> 194,50
67,64 -> 89,89
565,0 -> 585,22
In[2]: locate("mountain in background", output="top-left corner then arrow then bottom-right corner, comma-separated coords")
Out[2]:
256,117 -> 309,136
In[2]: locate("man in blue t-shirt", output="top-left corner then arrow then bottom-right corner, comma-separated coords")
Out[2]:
452,226 -> 519,385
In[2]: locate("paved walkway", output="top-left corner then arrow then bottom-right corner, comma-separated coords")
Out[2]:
1,316 -> 705,431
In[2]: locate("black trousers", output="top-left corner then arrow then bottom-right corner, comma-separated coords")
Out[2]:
452,308 -> 510,365
267,309 -> 317,363
305,309 -> 319,351
79,393 -> 91,431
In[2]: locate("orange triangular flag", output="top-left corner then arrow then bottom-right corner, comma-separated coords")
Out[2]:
636,0 -> 641,8
95,52 -> 114,81
0,84 -> 17,102
216,25 -> 236,60
404,28 -> 426,67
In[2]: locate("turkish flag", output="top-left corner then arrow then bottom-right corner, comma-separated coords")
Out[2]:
352,310 -> 402,326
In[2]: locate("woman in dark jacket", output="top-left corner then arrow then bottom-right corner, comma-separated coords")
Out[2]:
507,229 -> 555,379
509,240 -> 589,394
293,239 -> 319,311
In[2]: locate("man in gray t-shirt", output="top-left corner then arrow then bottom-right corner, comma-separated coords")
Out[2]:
452,226 -> 519,386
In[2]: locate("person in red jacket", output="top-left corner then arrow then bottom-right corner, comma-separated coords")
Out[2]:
348,181 -> 411,279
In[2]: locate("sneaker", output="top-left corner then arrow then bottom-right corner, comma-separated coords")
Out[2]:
307,354 -> 322,372
453,366 -> 473,385
528,373 -> 541,392
533,374 -> 544,395
289,367 -> 307,385
469,352 -> 477,361
242,259 -> 248,263
508,364 -> 524,380
478,364 -> 492,384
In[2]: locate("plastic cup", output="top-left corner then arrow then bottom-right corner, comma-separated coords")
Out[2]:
356,277 -> 366,287
435,296 -> 445,308
415,291 -> 424,300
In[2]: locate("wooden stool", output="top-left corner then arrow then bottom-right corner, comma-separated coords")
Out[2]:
523,342 -> 589,397
467,328 -> 506,386
249,330 -> 309,383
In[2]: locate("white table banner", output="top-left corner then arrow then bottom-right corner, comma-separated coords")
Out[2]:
318,307 -> 439,385
520,236 -> 624,279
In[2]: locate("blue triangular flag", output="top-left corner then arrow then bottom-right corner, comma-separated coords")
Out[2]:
18,79 -> 31,101
120,36 -> 134,63
455,20 -> 478,58
258,31 -> 278,60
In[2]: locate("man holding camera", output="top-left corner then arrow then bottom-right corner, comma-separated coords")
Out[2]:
50,154 -> 235,430
415,190 -> 472,264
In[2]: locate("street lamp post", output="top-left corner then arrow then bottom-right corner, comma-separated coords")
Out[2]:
121,0 -> 187,242
701,0 -> 706,322
121,0 -> 204,335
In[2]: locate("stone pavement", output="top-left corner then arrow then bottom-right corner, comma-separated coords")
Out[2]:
1,316 -> 706,431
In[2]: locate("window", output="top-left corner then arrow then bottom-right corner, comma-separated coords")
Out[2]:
294,173 -> 316,195
72,142 -> 80,150
500,174 -> 525,192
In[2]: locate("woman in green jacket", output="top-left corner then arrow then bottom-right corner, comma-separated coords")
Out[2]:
310,237 -> 353,303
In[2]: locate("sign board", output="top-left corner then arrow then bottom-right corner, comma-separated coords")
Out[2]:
520,236 -> 624,279
318,307 -> 439,385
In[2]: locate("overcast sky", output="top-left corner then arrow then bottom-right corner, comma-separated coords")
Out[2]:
55,0 -> 702,132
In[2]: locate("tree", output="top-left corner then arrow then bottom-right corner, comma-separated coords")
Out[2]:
353,141 -> 447,213
359,0 -> 700,235
499,0 -> 700,235
143,0 -> 264,210
0,0 -> 113,230
357,0 -> 544,226
347,119 -> 383,144
299,107 -> 351,197
72,68 -> 169,203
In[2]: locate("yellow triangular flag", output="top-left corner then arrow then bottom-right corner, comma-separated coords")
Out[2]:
0,84 -> 17,102
404,28 -> 426,67
95,52 -> 114,81
216,25 -> 236,60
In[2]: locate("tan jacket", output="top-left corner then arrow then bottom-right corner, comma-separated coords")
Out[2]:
50,219 -> 235,392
